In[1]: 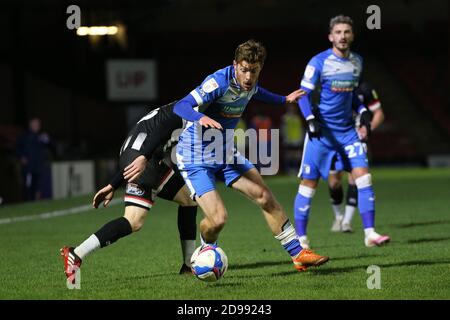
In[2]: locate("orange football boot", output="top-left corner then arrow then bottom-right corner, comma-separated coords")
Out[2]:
292,249 -> 329,271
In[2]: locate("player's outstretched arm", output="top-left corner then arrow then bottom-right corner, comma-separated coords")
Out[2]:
285,89 -> 306,103
93,184 -> 115,209
252,87 -> 305,105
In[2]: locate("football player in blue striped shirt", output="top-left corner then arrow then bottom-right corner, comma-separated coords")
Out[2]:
294,16 -> 390,248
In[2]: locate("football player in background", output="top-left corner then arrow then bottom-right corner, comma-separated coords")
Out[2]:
294,15 -> 390,248
329,82 -> 385,233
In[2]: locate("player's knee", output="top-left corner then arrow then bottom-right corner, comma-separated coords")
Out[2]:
177,197 -> 197,207
173,186 -> 197,207
124,211 -> 147,232
301,179 -> 318,189
328,179 -> 341,190
209,214 -> 227,233
129,218 -> 145,232
355,173 -> 372,189
328,172 -> 341,189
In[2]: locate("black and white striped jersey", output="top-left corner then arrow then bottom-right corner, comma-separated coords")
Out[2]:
119,101 -> 184,159
355,82 -> 381,113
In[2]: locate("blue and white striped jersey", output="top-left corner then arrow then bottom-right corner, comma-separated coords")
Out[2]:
300,48 -> 363,131
178,65 -> 258,163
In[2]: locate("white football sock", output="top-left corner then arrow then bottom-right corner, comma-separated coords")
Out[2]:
331,204 -> 343,219
364,228 -> 375,237
74,234 -> 100,260
181,240 -> 196,266
343,205 -> 356,224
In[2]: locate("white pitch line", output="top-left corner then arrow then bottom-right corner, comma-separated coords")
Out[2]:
0,199 -> 121,225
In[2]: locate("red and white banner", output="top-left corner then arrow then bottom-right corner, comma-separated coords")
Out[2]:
106,60 -> 157,101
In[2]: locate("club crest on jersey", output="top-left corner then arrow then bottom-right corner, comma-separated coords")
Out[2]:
202,78 -> 219,93
304,65 -> 315,80
126,183 -> 145,196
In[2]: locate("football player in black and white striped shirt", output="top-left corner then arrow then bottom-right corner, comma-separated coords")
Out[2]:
60,101 -> 199,283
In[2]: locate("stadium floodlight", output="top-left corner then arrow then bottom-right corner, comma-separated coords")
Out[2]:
76,26 -> 119,36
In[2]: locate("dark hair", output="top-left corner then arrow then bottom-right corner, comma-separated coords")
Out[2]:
329,15 -> 354,32
234,39 -> 267,66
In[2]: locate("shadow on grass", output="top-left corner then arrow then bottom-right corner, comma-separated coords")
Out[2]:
108,272 -> 175,282
214,282 -> 245,288
229,252 -> 384,276
308,258 -> 450,276
232,260 -> 288,270
331,253 -> 383,261
390,220 -> 450,229
406,236 -> 450,244
232,252 -> 384,272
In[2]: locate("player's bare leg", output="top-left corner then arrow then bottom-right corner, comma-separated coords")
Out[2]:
351,167 -> 390,247
231,168 -> 328,271
194,190 -> 228,245
231,168 -> 285,234
61,205 -> 140,282
124,206 -> 148,232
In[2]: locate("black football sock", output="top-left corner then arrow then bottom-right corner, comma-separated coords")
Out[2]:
329,185 -> 344,218
178,206 -> 197,240
178,206 -> 197,266
94,217 -> 132,248
346,183 -> 358,207
329,185 -> 344,205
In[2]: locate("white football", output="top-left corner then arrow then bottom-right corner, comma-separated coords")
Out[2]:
190,245 -> 228,282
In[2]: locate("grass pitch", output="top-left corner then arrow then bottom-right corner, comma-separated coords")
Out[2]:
0,168 -> 449,300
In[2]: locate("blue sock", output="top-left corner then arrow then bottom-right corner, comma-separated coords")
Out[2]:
274,221 -> 302,257
355,174 -> 376,229
294,185 -> 315,236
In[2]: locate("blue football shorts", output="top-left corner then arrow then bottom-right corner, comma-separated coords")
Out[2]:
177,152 -> 255,198
298,127 -> 369,180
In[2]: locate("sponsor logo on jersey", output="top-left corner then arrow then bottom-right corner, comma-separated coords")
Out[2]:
304,65 -> 315,79
202,78 -> 219,93
126,183 -> 145,196
220,105 -> 246,118
331,80 -> 358,92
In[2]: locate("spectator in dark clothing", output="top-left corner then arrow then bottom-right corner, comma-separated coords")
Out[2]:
16,118 -> 52,201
